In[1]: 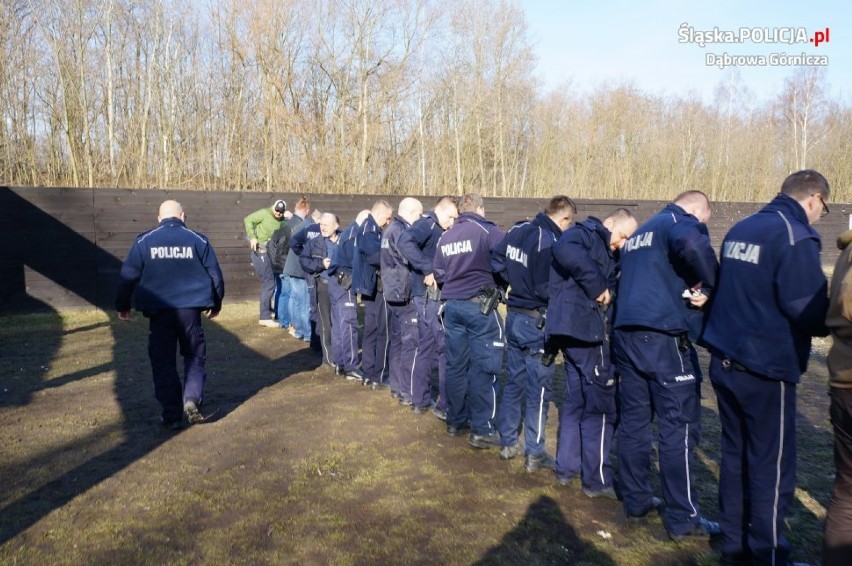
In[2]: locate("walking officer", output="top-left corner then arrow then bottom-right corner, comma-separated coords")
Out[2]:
329,210 -> 370,381
491,196 -> 576,472
612,190 -> 720,541
397,196 -> 459,417
382,197 -> 425,405
116,200 -> 224,429
433,194 -> 505,449
354,200 -> 394,389
548,208 -> 637,495
703,171 -> 830,564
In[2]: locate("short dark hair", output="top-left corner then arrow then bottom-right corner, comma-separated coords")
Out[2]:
545,195 -> 576,217
603,207 -> 634,223
434,195 -> 458,208
781,169 -> 830,200
459,194 -> 483,213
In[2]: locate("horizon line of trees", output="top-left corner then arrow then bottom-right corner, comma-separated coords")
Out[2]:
1,0 -> 850,202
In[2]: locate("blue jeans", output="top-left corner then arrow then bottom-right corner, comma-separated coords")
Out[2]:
289,277 -> 311,339
276,275 -> 291,328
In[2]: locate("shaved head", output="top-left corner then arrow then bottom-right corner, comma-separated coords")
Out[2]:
398,197 -> 423,224
158,200 -> 184,221
674,190 -> 711,223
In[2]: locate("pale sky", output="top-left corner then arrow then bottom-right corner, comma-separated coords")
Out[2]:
522,0 -> 850,103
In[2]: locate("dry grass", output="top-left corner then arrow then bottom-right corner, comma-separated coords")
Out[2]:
0,303 -> 834,565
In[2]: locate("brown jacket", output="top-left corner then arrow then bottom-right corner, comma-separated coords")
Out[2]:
827,230 -> 852,387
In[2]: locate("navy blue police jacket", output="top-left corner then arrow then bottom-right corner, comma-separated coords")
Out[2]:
381,215 -> 414,302
546,217 -> 616,343
613,203 -> 718,343
397,211 -> 443,298
433,212 -> 504,300
703,193 -> 829,382
299,231 -> 340,282
331,220 -> 359,276
116,217 -> 224,313
353,214 -> 383,296
491,212 -> 562,311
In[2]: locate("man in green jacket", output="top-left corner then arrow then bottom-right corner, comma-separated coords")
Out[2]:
244,199 -> 289,326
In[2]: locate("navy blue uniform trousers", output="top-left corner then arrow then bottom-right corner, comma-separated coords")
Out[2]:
710,355 -> 796,565
443,299 -> 505,436
362,290 -> 390,385
388,301 -> 421,401
496,311 -> 553,457
250,250 -> 276,320
414,296 -> 446,411
329,277 -> 361,372
315,278 -> 333,365
148,308 -> 207,422
613,328 -> 704,536
556,338 -> 616,491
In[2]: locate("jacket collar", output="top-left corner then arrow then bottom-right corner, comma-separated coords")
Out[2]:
532,212 -> 562,237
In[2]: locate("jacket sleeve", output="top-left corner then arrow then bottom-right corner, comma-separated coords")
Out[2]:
202,243 -> 225,310
669,221 -> 719,290
299,237 -> 325,275
531,231 -> 553,304
777,236 -> 830,337
490,232 -> 510,288
551,229 -> 607,300
243,209 -> 264,240
360,229 -> 383,268
290,224 -> 310,256
116,241 -> 144,311
397,222 -> 432,275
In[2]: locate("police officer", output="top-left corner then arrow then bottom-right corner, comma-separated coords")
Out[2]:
243,199 -> 287,326
397,196 -> 459,416
330,210 -> 371,381
548,208 -> 637,494
613,190 -> 719,540
382,198 -> 425,405
433,194 -> 505,448
291,209 -> 323,352
703,171 -> 830,564
281,198 -> 312,341
491,196 -> 576,471
354,200 -> 394,389
300,213 -> 341,369
116,200 -> 224,429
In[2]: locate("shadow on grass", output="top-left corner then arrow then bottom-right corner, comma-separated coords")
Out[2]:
0,188 -> 318,545
474,495 -> 616,565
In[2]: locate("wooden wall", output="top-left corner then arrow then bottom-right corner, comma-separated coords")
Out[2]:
1,187 -> 850,311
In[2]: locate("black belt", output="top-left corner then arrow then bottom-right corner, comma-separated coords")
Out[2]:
720,357 -> 760,377
508,306 -> 541,318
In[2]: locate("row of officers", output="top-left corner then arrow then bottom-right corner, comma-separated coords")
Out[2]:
239,170 -> 845,566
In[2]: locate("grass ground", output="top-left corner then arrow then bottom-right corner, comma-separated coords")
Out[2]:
0,302 -> 835,565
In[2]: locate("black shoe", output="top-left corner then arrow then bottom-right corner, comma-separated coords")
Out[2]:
626,496 -> 664,522
469,432 -> 500,449
432,406 -> 447,421
499,443 -> 523,460
160,416 -> 183,431
398,397 -> 413,407
183,400 -> 204,425
555,474 -> 580,489
719,551 -> 751,565
371,381 -> 389,390
667,517 -> 720,542
583,486 -> 618,500
446,422 -> 471,437
412,403 -> 433,415
524,452 -> 556,472
345,369 -> 364,382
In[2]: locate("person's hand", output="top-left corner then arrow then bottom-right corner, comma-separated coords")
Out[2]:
117,310 -> 132,321
596,289 -> 611,305
424,273 -> 436,287
283,211 -> 293,220
689,292 -> 709,308
206,308 -> 220,319
250,238 -> 258,251
322,258 -> 331,269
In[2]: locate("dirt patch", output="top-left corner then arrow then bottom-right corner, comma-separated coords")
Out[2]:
0,305 -> 833,565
